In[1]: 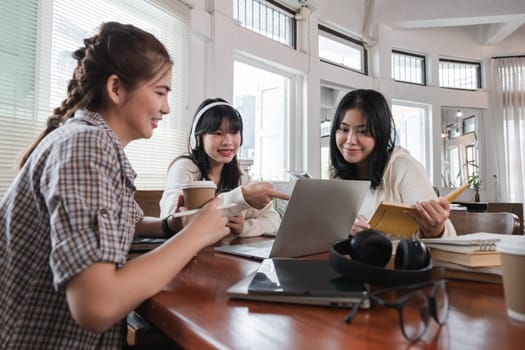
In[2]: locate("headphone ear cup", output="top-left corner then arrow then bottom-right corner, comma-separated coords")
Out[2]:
349,230 -> 392,267
394,239 -> 430,270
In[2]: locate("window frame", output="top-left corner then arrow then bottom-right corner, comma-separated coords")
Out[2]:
391,49 -> 427,86
0,0 -> 190,197
439,58 -> 482,90
233,56 -> 297,181
233,0 -> 297,49
318,24 -> 368,75
391,99 -> 432,177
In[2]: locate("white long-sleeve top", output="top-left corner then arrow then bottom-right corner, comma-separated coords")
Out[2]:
159,157 -> 281,237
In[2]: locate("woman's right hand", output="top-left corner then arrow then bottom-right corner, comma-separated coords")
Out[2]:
241,182 -> 289,209
351,214 -> 370,235
185,198 -> 230,246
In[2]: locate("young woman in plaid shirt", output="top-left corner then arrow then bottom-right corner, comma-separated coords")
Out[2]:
0,22 -> 284,349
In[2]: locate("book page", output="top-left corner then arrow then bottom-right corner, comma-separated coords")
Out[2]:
421,232 -> 503,246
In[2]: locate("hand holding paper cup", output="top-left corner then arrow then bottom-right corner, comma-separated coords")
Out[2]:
181,181 -> 217,210
497,236 -> 525,322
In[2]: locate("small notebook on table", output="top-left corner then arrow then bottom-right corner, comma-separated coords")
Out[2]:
421,232 -> 503,253
421,232 -> 504,267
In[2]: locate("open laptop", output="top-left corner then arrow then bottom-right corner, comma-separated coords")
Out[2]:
214,178 -> 369,259
227,258 -> 370,308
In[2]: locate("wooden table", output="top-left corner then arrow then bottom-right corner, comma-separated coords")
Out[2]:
137,237 -> 525,350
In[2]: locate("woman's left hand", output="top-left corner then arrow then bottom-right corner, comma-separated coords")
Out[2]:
408,197 -> 450,238
227,214 -> 245,235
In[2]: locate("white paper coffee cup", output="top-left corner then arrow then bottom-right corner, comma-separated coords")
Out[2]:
496,236 -> 525,322
180,181 -> 217,210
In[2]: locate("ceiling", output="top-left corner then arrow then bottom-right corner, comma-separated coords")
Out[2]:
280,0 -> 525,45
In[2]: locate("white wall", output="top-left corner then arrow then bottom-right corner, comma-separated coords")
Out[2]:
188,0 -> 524,201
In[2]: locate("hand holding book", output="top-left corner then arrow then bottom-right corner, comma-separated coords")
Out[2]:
367,183 -> 469,238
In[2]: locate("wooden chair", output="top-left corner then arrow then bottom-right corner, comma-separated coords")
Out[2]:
134,190 -> 163,217
449,211 -> 521,235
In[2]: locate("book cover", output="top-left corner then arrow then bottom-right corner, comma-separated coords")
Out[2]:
442,269 -> 502,284
368,183 -> 469,238
433,260 -> 502,284
430,248 -> 501,267
368,202 -> 419,238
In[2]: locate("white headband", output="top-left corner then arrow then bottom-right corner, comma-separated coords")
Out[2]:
190,101 -> 233,149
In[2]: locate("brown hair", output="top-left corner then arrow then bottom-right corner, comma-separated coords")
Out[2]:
19,22 -> 173,168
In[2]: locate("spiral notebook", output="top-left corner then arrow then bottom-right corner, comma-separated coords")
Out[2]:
421,232 -> 503,254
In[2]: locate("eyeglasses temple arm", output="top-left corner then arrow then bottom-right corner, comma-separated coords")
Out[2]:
344,295 -> 368,323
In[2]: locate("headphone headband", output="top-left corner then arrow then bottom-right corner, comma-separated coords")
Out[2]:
190,101 -> 233,149
329,238 -> 433,287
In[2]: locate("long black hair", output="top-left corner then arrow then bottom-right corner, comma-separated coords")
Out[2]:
180,98 -> 244,191
329,89 -> 397,188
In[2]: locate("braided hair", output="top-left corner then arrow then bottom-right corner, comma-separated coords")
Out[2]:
19,22 -> 172,168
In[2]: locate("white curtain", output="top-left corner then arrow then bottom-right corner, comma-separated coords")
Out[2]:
489,57 -> 525,202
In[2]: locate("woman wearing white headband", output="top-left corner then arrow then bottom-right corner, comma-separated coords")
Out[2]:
159,98 -> 288,237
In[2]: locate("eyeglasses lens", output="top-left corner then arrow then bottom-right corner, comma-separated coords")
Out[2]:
400,291 -> 429,341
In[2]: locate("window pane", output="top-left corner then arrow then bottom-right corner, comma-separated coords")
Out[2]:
51,0 -> 190,190
318,33 -> 364,72
233,0 -> 295,48
392,102 -> 429,175
234,61 -> 289,180
319,86 -> 350,179
0,0 -> 41,197
0,0 -> 190,197
392,51 -> 425,85
439,59 -> 481,90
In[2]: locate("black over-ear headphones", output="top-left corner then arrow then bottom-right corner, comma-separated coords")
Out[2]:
329,230 -> 432,287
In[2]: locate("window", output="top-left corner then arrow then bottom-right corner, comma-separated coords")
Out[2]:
392,101 -> 430,175
392,50 -> 426,85
439,59 -> 481,90
320,85 -> 350,179
0,0 -> 190,197
318,25 -> 367,74
0,0 -> 41,197
233,60 -> 290,181
233,0 -> 296,48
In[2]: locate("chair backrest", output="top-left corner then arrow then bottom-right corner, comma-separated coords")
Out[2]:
449,211 -> 521,235
134,190 -> 163,217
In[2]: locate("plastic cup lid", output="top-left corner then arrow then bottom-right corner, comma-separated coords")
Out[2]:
179,180 -> 217,189
496,236 -> 525,256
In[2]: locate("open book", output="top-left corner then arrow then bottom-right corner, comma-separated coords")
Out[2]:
368,182 -> 469,238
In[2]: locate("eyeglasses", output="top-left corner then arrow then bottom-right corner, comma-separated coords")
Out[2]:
345,280 -> 449,342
